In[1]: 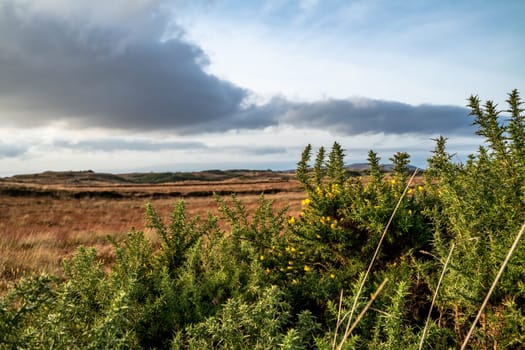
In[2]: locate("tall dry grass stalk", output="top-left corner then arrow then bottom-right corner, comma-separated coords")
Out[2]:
335,168 -> 419,349
418,242 -> 455,350
332,289 -> 345,349
461,219 -> 525,349
334,278 -> 389,350
345,169 -> 419,326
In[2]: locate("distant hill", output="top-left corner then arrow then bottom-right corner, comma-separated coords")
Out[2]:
0,169 -> 294,185
1,164 -> 422,186
1,170 -> 130,185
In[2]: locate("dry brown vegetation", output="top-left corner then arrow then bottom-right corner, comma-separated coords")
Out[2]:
0,170 -> 305,292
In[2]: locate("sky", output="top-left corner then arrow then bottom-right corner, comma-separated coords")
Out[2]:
0,0 -> 524,176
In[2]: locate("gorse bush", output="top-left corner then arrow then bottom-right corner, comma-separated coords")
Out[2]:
420,90 -> 525,348
1,90 -> 524,349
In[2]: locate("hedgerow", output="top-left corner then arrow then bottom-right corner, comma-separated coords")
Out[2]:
1,90 -> 524,349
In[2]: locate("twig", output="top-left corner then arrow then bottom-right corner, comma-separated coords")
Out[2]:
369,307 -> 394,318
461,219 -> 525,349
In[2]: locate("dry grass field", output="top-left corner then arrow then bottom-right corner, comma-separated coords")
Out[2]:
0,170 -> 305,292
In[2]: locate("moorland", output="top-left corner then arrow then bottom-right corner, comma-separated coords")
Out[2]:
0,91 -> 524,349
0,169 -> 305,290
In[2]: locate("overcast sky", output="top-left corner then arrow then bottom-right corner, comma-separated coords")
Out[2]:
0,0 -> 523,176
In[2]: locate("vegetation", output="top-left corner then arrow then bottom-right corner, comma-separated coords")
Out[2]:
1,90 -> 524,349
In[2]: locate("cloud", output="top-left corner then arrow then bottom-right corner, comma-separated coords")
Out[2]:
0,1 -> 475,138
0,1 -> 267,133
53,137 -> 287,156
298,0 -> 319,12
220,145 -> 288,156
53,138 -> 206,152
274,97 -> 473,136
16,0 -> 163,25
0,141 -> 28,158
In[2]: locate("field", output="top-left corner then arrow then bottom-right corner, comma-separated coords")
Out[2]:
0,170 -> 304,291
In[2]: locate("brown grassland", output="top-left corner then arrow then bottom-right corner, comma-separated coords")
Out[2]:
0,170 -> 305,293
0,169 -> 424,294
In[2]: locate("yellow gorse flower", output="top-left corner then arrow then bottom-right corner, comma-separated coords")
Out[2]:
325,184 -> 341,199
301,198 -> 311,206
304,265 -> 310,272
320,216 -> 331,224
288,216 -> 296,225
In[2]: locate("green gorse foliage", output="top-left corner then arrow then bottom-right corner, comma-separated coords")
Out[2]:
1,90 -> 524,349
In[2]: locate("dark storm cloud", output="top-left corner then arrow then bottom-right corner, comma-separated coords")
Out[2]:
53,139 -> 206,152
0,2 -> 473,137
278,98 -> 473,135
0,2 -> 264,133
